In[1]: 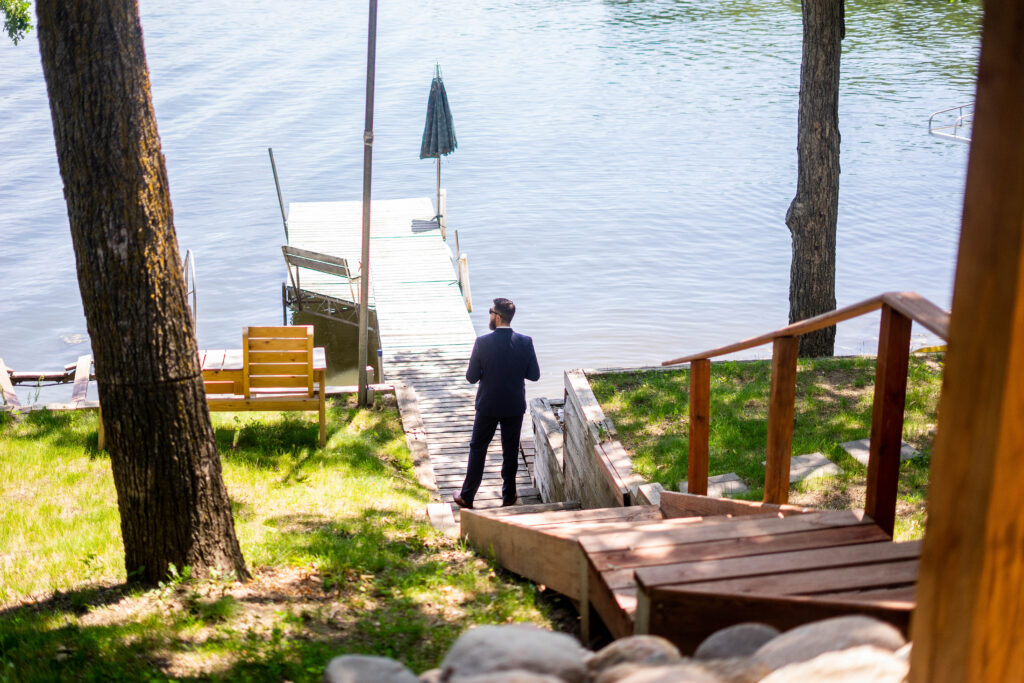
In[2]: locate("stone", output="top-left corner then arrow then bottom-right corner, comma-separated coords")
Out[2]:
788,452 -> 842,482
427,502 -> 459,537
753,616 -> 906,672
679,473 -> 749,497
452,671 -> 565,683
759,645 -> 909,682
587,635 -> 682,677
440,625 -> 587,683
324,655 -> 420,683
613,662 -> 724,683
842,438 -> 920,468
630,482 -> 665,506
759,452 -> 843,482
593,663 -> 650,683
694,623 -> 780,660
700,657 -> 771,683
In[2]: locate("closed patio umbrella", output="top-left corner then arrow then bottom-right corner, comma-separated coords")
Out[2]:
420,65 -> 457,227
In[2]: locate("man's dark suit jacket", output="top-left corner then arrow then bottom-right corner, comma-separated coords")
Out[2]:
466,327 -> 541,416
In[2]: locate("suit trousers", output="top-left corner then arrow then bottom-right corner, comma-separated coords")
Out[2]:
459,412 -> 524,506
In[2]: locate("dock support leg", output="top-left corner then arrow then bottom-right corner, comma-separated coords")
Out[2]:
281,283 -> 288,325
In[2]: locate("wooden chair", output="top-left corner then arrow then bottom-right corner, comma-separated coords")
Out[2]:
204,326 -> 326,447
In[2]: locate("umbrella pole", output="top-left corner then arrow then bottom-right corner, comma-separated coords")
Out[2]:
437,157 -> 444,240
357,0 -> 378,408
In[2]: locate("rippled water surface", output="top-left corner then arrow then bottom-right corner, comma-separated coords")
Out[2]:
0,0 -> 981,399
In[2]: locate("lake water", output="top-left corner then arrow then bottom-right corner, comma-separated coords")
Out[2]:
0,0 -> 981,402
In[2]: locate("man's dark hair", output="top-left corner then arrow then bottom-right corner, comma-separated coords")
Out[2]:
492,298 -> 515,322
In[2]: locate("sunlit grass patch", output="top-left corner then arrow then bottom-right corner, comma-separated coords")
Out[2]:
0,395 -> 559,680
590,354 -> 944,542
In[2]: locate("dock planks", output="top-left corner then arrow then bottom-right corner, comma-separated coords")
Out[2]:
287,198 -> 540,511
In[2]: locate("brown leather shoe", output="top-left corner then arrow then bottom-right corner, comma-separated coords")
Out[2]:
453,496 -> 473,509
501,495 -> 519,507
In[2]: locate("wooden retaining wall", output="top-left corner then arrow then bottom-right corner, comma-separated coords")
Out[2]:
529,397 -> 566,503
558,369 -> 643,508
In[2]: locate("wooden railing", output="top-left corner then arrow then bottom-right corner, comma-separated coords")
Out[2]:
663,292 -> 950,537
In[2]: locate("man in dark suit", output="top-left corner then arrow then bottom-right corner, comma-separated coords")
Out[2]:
454,298 -> 540,509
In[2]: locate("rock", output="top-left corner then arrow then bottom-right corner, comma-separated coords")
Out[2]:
593,663 -> 650,683
324,655 -> 420,683
694,623 -> 780,660
700,657 -> 771,683
420,669 -> 443,683
587,635 -> 682,677
441,625 -> 587,682
753,616 -> 906,671
613,662 -> 724,683
452,671 -> 564,683
759,645 -> 909,682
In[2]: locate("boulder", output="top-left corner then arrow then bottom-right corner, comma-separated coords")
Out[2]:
694,623 -> 780,660
593,663 -> 651,683
586,635 -> 682,677
759,645 -> 909,682
753,616 -> 906,671
612,662 -> 723,683
440,625 -> 587,682
324,655 -> 420,683
700,657 -> 771,683
452,671 -> 564,683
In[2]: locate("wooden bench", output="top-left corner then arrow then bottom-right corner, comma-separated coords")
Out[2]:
204,326 -> 326,447
98,327 -> 327,450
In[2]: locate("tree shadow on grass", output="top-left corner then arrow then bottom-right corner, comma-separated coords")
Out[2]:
0,508 -> 548,681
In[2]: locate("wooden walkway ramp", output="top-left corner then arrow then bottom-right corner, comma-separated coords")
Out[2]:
286,198 -> 539,511
461,491 -> 919,651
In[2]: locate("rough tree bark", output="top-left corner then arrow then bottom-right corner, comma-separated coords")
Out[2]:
35,0 -> 248,584
785,0 -> 844,357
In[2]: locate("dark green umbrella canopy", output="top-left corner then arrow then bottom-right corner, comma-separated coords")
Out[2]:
420,72 -> 457,159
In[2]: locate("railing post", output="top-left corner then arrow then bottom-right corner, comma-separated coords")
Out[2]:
688,358 -> 711,496
865,304 -> 912,537
764,336 -> 799,504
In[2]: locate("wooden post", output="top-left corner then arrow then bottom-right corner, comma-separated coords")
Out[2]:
439,187 -> 447,240
578,549 -> 590,645
763,336 -> 798,504
910,0 -> 1024,679
357,0 -> 378,407
864,304 -> 912,537
687,359 -> 711,496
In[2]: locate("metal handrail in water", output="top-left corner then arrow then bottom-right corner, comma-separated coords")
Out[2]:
183,249 -> 197,329
929,103 -> 973,143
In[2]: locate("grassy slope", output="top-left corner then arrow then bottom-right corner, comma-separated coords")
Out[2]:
0,400 -> 556,681
589,355 -> 943,541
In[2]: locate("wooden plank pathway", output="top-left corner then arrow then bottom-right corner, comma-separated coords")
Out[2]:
287,198 -> 540,510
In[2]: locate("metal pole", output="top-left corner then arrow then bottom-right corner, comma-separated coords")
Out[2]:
357,0 -> 378,407
268,148 -> 289,241
436,157 -> 442,233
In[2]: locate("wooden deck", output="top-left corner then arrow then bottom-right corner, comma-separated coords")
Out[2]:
462,492 -> 919,651
286,198 -> 539,510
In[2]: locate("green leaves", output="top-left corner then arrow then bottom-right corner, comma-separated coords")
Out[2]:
1,0 -> 32,44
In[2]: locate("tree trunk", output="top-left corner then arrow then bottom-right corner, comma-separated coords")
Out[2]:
35,0 -> 248,584
786,0 -> 843,358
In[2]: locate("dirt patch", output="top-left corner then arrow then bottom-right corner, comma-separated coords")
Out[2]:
789,481 -> 866,512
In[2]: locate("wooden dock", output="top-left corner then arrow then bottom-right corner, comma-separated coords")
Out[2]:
286,198 -> 540,511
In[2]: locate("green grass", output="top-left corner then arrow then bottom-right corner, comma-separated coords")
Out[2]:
0,399 -> 558,681
589,354 -> 944,541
